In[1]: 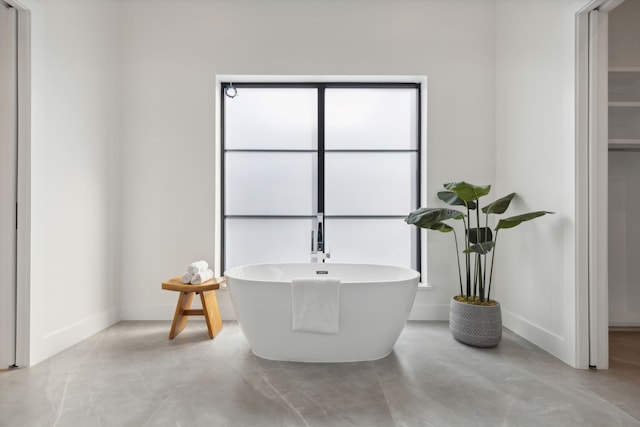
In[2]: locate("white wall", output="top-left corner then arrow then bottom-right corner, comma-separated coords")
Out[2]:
21,0 -> 595,368
494,0 -> 590,366
28,0 -> 121,365
118,0 -> 497,321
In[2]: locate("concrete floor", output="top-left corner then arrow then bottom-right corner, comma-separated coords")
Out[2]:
0,321 -> 639,427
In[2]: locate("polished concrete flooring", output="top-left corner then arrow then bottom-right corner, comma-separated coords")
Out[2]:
1,321 -> 639,427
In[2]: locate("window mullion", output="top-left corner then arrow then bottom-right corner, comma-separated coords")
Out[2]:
317,86 -> 325,214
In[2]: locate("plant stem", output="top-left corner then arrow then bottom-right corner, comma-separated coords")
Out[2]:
484,212 -> 489,293
464,205 -> 471,298
477,254 -> 484,301
487,231 -> 499,301
475,201 -> 482,300
453,229 -> 463,296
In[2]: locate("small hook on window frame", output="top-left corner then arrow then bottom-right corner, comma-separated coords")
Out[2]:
225,83 -> 238,98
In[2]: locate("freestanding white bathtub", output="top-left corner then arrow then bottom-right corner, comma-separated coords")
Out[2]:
224,263 -> 420,362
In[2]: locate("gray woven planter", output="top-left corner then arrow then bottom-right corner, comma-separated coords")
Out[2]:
449,297 -> 502,347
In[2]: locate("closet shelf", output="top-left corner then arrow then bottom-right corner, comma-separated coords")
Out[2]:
609,70 -> 640,141
609,101 -> 640,107
609,67 -> 640,72
609,139 -> 640,150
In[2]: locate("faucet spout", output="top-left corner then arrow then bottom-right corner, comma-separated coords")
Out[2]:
317,222 -> 324,252
311,213 -> 329,263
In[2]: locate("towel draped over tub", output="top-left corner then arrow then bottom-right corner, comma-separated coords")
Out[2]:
291,277 -> 341,334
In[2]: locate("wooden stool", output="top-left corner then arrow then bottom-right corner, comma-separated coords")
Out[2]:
161,276 -> 224,339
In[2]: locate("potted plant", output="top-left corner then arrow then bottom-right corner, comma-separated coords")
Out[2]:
405,181 -> 552,347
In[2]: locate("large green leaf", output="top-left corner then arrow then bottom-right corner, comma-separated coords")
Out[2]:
468,227 -> 493,244
405,207 -> 464,230
463,241 -> 495,255
496,211 -> 554,230
444,182 -> 491,202
437,191 -> 477,210
482,193 -> 516,215
431,222 -> 455,233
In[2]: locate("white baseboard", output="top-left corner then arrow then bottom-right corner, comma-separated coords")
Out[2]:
30,307 -> 120,366
124,290 -> 438,322
501,308 -> 570,364
120,302 -> 237,321
408,303 -> 449,320
122,287 -> 237,320
123,304 -> 444,322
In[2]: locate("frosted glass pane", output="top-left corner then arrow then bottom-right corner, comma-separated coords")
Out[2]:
225,152 -> 317,215
325,88 -> 418,150
225,218 -> 313,269
325,152 -> 417,216
225,88 -> 317,150
325,219 -> 416,269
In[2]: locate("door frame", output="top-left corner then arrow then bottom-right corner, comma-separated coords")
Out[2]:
0,0 -> 18,368
575,0 -> 624,369
4,0 -> 35,367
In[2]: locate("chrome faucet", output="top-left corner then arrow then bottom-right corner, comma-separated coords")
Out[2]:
311,213 -> 329,263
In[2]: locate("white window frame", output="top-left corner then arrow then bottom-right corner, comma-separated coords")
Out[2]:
214,75 -> 428,283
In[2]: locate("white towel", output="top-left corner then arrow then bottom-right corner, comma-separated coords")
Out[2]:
191,268 -> 214,284
181,272 -> 194,284
187,260 -> 209,275
291,277 -> 341,334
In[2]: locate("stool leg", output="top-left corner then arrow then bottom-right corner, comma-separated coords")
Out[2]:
200,290 -> 223,339
169,291 -> 194,339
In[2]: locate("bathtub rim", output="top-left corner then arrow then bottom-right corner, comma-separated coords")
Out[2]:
224,261 -> 420,285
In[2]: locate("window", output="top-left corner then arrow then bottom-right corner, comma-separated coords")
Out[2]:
218,81 -> 422,273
